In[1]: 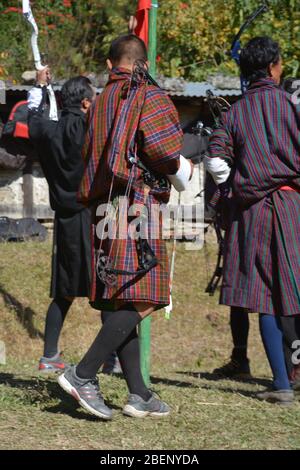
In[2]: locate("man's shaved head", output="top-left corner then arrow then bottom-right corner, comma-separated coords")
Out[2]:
108,34 -> 148,66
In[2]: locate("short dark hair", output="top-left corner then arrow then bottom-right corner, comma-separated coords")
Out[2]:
61,76 -> 93,108
239,36 -> 281,83
108,34 -> 148,65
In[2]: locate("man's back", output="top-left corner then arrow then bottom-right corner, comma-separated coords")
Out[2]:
29,107 -> 86,214
210,77 -> 300,205
80,67 -> 182,203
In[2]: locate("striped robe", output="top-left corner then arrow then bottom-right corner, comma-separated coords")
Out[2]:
208,78 -> 300,316
79,68 -> 182,310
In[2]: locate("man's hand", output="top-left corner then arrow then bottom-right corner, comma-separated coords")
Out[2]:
128,15 -> 138,33
36,66 -> 51,86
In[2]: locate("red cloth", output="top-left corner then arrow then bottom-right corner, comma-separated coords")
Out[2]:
134,0 -> 151,46
279,186 -> 300,192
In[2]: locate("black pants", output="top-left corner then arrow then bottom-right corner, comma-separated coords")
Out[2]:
230,308 -> 300,375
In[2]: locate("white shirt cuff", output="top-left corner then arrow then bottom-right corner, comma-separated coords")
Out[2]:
204,156 -> 231,185
168,155 -> 192,192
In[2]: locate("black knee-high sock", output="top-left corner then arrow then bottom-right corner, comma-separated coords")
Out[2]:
100,311 -> 150,400
101,310 -> 111,324
76,308 -> 142,379
43,298 -> 72,358
230,307 -> 249,362
117,327 -> 151,401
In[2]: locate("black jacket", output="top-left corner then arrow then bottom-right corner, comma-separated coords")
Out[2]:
28,106 -> 87,215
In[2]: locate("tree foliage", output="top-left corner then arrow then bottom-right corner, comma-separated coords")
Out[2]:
0,0 -> 136,81
158,0 -> 300,80
0,0 -> 299,82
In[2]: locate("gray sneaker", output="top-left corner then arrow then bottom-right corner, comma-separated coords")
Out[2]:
290,365 -> 300,391
57,366 -> 112,420
123,393 -> 170,418
38,352 -> 66,373
256,389 -> 294,405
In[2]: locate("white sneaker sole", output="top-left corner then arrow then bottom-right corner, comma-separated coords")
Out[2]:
38,367 -> 65,374
123,404 -> 170,418
57,373 -> 112,420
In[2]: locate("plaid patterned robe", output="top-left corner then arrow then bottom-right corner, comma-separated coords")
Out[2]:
79,68 -> 182,309
208,78 -> 300,316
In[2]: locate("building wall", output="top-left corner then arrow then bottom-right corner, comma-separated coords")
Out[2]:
0,92 -> 236,220
0,163 -> 53,219
0,168 -> 24,218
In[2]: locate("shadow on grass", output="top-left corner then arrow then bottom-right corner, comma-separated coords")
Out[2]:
150,376 -> 200,389
176,371 -> 271,388
148,372 -> 271,396
0,284 -> 44,340
198,383 -> 262,399
0,372 -> 117,421
43,403 -> 113,422
148,374 -> 271,400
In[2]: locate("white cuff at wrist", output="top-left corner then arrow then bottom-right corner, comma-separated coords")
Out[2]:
204,156 -> 231,185
168,155 -> 192,192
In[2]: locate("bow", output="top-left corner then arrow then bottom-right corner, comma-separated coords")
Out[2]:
231,2 -> 269,93
203,91 -> 230,295
22,0 -> 58,121
95,63 -> 164,288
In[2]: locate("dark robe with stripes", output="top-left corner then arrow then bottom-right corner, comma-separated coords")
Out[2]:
208,78 -> 300,316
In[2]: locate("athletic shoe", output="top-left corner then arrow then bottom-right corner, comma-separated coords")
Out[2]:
123,393 -> 170,418
256,389 -> 294,405
290,365 -> 300,391
57,365 -> 112,420
38,353 -> 66,373
213,358 -> 252,379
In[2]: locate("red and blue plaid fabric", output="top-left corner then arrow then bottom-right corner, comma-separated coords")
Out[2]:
79,68 -> 182,308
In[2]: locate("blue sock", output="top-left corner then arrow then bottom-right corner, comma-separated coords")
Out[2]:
259,314 -> 291,390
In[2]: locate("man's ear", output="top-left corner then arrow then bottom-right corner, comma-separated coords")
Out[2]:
106,59 -> 113,70
267,64 -> 272,77
269,59 -> 283,85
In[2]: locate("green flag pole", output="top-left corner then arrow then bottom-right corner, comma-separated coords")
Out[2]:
139,0 -> 158,386
148,0 -> 158,77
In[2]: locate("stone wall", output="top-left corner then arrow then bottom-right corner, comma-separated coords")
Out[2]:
0,163 -> 54,219
0,169 -> 24,218
31,163 -> 54,219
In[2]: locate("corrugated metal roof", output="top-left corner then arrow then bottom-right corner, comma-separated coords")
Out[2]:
168,81 -> 241,97
5,85 -> 63,92
4,82 -> 241,98
5,85 -> 32,92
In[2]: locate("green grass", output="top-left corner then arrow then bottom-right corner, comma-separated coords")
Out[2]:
1,236 -> 300,450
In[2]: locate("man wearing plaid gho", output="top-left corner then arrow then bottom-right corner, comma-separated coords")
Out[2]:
57,34 -> 193,419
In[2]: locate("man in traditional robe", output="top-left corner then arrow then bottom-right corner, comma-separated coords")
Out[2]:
205,37 -> 300,404
57,34 -> 192,419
